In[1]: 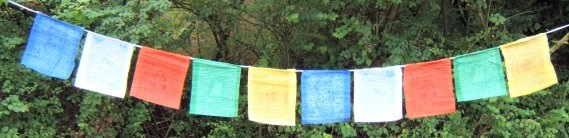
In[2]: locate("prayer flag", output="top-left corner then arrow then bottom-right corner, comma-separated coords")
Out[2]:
403,58 -> 456,119
353,66 -> 403,122
74,32 -> 135,98
500,33 -> 558,97
20,13 -> 84,79
453,47 -> 508,102
247,67 -> 297,126
129,47 -> 190,109
300,70 -> 351,125
189,58 -> 241,117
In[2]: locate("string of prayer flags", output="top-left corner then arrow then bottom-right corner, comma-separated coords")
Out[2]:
453,47 -> 508,102
403,58 -> 456,119
500,33 -> 558,98
300,70 -> 351,125
74,32 -> 135,98
20,13 -> 84,79
6,1 -> 569,125
353,67 -> 403,122
247,67 -> 297,126
129,47 -> 190,109
189,58 -> 241,117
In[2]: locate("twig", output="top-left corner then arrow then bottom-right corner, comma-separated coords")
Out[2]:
550,32 -> 569,54
505,10 -> 534,21
163,112 -> 178,137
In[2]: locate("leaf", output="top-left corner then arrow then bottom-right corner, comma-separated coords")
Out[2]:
339,123 -> 357,137
489,13 -> 506,25
322,133 -> 333,138
303,43 -> 314,50
78,0 -> 90,3
286,13 -> 300,23
332,25 -> 352,39
533,23 -> 542,31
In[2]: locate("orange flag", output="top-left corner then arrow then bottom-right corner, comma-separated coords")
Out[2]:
500,33 -> 558,97
403,58 -> 456,119
247,67 -> 297,126
129,47 -> 190,109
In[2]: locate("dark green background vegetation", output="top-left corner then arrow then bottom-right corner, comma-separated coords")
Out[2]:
1,0 -> 568,137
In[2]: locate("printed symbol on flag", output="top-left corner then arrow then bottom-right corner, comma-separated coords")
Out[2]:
189,58 -> 241,117
403,58 -> 456,119
129,47 -> 190,109
500,33 -> 558,97
74,32 -> 135,98
453,47 -> 507,102
301,70 -> 351,125
247,67 -> 296,126
20,13 -> 84,79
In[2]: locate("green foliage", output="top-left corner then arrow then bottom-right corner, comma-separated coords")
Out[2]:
1,0 -> 569,137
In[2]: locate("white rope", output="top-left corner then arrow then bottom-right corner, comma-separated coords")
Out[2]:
84,30 -> 142,48
8,0 -> 37,13
546,24 -> 569,34
5,1 -> 567,72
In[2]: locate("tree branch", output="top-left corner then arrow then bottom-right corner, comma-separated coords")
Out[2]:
550,32 -> 569,54
441,0 -> 449,37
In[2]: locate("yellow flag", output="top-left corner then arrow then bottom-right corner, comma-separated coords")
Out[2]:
500,33 -> 558,98
247,67 -> 297,126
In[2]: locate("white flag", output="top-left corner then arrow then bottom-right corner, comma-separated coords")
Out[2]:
354,66 -> 403,122
74,32 -> 135,98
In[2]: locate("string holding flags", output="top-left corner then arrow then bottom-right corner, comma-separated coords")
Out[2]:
6,0 -> 569,126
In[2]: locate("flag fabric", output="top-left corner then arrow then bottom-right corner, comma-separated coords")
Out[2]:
129,47 -> 190,109
500,33 -> 558,98
20,13 -> 84,79
353,66 -> 403,122
74,32 -> 135,98
300,70 -> 351,125
189,58 -> 241,117
247,67 -> 297,126
453,47 -> 508,102
403,58 -> 456,119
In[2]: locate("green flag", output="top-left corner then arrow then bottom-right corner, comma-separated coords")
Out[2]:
453,47 -> 508,102
189,58 -> 242,117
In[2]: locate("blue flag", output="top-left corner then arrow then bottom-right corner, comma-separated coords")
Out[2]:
301,70 -> 351,125
21,13 -> 84,79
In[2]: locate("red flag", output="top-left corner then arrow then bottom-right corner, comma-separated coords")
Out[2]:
403,58 -> 456,119
129,47 -> 190,109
